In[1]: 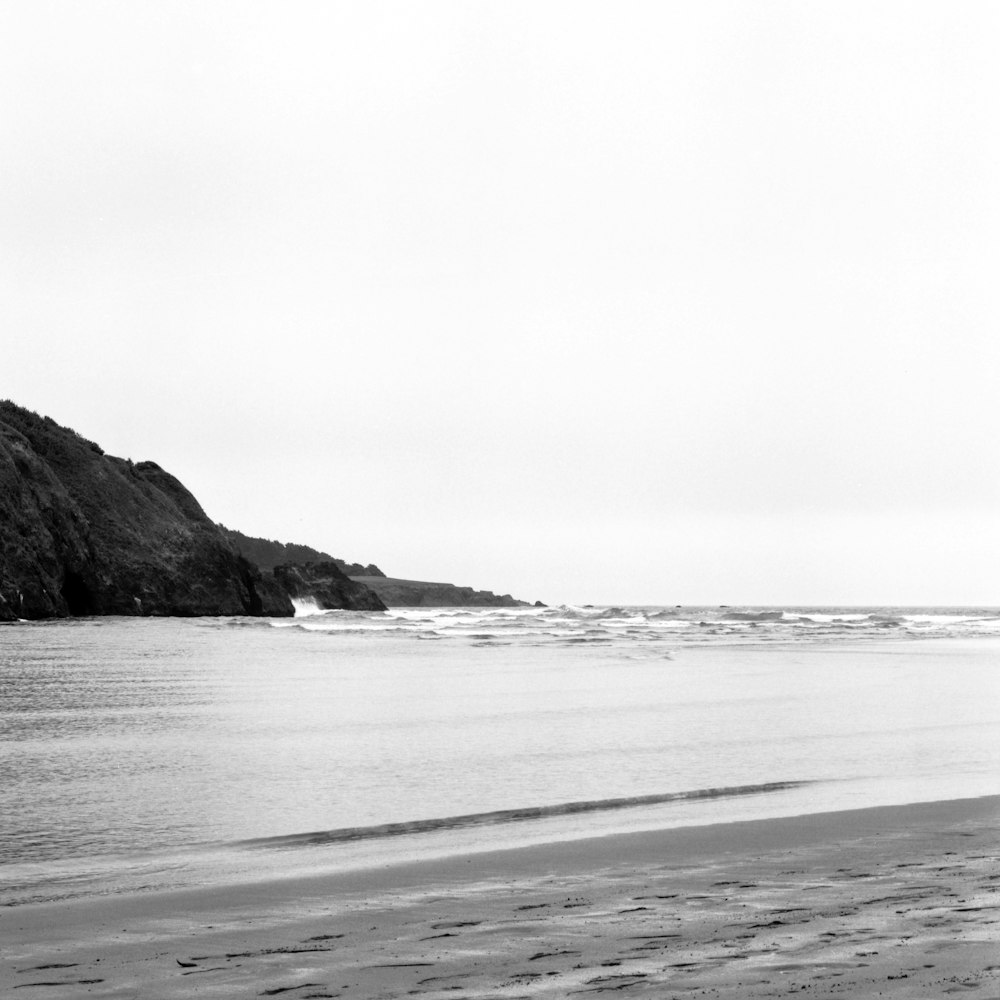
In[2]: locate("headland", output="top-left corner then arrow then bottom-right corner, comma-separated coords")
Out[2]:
0,402 -> 533,619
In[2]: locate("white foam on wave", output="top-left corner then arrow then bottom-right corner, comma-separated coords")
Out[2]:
263,603 -> 1000,642
291,597 -> 323,617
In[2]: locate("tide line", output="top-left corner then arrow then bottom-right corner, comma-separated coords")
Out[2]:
239,781 -> 814,850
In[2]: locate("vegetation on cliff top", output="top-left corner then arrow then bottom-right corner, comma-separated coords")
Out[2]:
219,526 -> 384,577
352,576 -> 530,608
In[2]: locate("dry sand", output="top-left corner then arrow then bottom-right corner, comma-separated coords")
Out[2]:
3,796 -> 998,998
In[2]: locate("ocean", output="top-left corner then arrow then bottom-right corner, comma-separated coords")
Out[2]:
2,605 -> 998,907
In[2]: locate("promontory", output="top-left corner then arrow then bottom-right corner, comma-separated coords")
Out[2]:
0,402 -> 383,620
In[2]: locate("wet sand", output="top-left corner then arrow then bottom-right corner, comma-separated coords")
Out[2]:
3,796 -> 998,998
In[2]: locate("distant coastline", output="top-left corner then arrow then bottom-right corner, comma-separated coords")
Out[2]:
350,575 -> 534,608
221,527 -> 536,608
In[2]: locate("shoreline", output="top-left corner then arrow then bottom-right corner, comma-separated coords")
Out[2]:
4,794 -> 998,997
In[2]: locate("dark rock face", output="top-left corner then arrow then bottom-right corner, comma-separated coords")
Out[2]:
0,403 -> 387,620
219,526 -> 385,577
350,576 -> 528,608
273,562 -> 386,612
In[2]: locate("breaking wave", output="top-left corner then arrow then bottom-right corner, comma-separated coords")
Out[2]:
250,603 -> 1000,647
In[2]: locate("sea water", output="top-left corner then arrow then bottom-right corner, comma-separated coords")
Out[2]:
1,605 -> 998,906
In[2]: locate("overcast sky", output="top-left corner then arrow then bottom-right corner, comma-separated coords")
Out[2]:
2,2 -> 997,605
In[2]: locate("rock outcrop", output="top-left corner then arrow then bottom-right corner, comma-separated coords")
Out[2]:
273,562 -> 386,612
0,403 -> 384,620
350,576 -> 528,608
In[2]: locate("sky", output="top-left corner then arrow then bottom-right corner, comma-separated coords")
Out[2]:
2,2 -> 998,606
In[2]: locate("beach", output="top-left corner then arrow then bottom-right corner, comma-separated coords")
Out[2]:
4,795 -> 998,998
3,615 -> 998,995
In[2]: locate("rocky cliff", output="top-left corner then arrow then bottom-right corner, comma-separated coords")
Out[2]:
0,403 -> 384,620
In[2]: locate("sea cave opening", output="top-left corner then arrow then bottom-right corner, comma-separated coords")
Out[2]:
61,569 -> 96,616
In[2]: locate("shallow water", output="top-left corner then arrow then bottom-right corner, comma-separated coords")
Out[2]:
1,606 -> 998,905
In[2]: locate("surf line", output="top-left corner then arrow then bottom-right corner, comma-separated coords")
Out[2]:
240,781 -> 814,850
